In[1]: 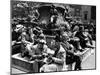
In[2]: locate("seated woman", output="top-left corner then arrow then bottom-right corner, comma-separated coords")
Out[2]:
12,24 -> 24,55
75,29 -> 94,50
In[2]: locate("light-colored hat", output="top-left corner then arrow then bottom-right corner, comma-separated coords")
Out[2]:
39,33 -> 45,38
73,26 -> 79,32
38,39 -> 46,44
15,24 -> 24,32
16,24 -> 23,28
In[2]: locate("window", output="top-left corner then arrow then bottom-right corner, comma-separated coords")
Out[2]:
84,11 -> 88,20
84,13 -> 87,20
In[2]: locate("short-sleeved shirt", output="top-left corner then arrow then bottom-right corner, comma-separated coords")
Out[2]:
55,45 -> 66,60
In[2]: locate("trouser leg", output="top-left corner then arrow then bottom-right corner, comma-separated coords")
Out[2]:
74,55 -> 81,70
66,55 -> 74,70
37,61 -> 45,72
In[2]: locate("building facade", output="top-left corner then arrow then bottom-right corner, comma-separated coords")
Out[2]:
70,5 -> 96,24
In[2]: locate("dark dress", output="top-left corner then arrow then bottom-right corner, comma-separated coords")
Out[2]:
12,31 -> 22,55
75,31 -> 88,49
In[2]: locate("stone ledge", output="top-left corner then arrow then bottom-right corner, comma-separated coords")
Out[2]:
12,53 -> 38,73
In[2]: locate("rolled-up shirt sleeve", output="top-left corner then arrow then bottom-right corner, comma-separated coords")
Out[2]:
52,45 -> 66,65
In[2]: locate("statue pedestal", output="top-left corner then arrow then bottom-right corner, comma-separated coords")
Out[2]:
12,53 -> 38,73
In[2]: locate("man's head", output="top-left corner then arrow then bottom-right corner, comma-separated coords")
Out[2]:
38,40 -> 46,49
60,26 -> 65,34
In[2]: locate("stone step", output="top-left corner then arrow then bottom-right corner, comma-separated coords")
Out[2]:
12,53 -> 38,73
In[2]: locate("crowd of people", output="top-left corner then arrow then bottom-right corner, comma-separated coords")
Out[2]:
11,3 -> 95,72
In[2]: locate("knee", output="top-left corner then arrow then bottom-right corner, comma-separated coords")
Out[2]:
40,66 -> 45,72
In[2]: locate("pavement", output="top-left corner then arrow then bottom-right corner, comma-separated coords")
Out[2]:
81,40 -> 95,70
11,68 -> 26,74
82,50 -> 95,70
